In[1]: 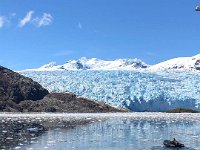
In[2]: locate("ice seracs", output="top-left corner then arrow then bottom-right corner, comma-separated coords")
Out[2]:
148,54 -> 200,72
21,69 -> 200,112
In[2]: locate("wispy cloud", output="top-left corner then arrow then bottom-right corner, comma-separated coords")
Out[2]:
0,16 -> 6,28
78,22 -> 82,29
1,11 -> 53,28
33,13 -> 53,27
54,50 -> 73,57
19,11 -> 34,27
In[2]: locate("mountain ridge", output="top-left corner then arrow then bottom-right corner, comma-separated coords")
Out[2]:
23,57 -> 149,71
22,54 -> 200,72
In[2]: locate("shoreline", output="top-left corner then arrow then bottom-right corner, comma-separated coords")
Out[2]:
0,112 -> 200,121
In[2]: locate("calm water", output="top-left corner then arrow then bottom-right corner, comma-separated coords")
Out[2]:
1,113 -> 200,150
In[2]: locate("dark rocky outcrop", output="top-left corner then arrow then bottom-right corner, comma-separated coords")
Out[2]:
0,66 -> 125,112
0,66 -> 49,103
166,108 -> 199,113
19,93 -> 126,113
0,100 -> 22,112
163,138 -> 185,148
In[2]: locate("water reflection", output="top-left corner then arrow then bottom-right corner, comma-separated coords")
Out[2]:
0,115 -> 99,150
24,118 -> 200,150
0,119 -> 47,150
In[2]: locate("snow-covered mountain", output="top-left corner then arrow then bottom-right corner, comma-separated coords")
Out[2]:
24,57 -> 149,71
24,54 -> 200,72
148,54 -> 200,72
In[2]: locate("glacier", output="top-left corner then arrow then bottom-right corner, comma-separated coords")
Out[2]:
20,70 -> 200,112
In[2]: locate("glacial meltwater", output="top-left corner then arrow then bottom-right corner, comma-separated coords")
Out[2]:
0,113 -> 200,150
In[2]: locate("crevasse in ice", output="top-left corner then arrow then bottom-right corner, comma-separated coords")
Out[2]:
20,70 -> 200,111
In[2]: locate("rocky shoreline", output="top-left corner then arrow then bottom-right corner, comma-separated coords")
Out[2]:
166,108 -> 199,113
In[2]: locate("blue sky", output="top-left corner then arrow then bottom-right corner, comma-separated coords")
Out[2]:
0,0 -> 200,70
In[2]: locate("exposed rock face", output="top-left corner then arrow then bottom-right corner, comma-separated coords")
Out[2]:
195,60 -> 200,70
0,66 -> 49,103
0,66 -> 125,112
19,93 -> 126,113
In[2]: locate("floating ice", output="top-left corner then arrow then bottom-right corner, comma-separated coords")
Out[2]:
2,113 -> 197,150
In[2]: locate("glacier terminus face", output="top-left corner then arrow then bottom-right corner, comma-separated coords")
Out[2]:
20,70 -> 200,112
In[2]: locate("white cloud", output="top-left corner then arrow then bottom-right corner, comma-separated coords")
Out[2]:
78,22 -> 82,29
0,16 -> 6,28
33,13 -> 53,27
19,11 -> 34,27
0,11 -> 53,28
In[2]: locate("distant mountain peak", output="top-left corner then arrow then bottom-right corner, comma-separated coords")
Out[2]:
22,54 -> 200,72
24,57 -> 149,71
40,61 -> 57,69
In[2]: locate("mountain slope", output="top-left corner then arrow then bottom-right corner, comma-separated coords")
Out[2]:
148,54 -> 200,72
19,93 -> 127,113
0,66 -> 49,103
0,66 -> 126,112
